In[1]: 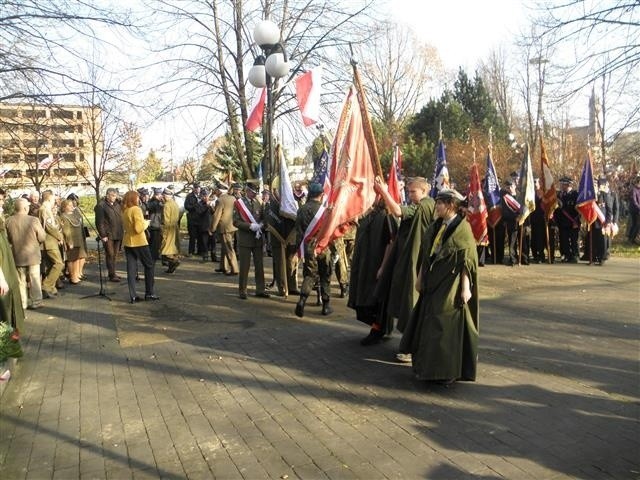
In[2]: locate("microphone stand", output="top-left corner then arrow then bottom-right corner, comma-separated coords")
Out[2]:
76,203 -> 113,301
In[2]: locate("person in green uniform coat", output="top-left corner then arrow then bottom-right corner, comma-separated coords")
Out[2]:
294,183 -> 331,317
0,189 -> 25,334
375,173 -> 435,332
400,189 -> 479,384
347,200 -> 396,345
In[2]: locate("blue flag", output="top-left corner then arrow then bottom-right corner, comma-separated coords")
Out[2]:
483,149 -> 502,228
430,139 -> 450,198
312,148 -> 329,186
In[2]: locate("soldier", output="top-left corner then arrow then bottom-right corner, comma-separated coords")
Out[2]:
556,177 -> 580,263
232,181 -> 269,299
294,182 -> 332,317
592,176 -> 614,264
195,188 -> 215,262
211,183 -> 238,275
38,190 -> 65,298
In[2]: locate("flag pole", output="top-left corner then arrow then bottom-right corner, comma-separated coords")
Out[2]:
349,51 -> 383,179
518,224 -> 523,266
545,219 -> 552,263
492,226 -> 497,264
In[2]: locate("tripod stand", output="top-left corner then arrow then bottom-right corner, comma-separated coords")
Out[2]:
80,236 -> 112,301
75,203 -> 113,301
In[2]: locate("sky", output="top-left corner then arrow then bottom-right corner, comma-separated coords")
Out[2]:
389,0 -> 529,71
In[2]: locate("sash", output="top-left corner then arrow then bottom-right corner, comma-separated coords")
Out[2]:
235,198 -> 261,238
298,205 -> 325,260
503,194 -> 521,213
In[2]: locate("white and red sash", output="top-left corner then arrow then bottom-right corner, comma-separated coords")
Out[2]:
235,198 -> 261,238
503,193 -> 521,213
298,205 -> 326,259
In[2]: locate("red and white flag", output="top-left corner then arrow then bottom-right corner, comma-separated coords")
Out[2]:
245,88 -> 266,132
295,67 -> 322,127
466,162 -> 488,245
388,145 -> 403,204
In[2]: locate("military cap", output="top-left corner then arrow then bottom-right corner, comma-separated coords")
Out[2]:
137,187 -> 149,196
200,188 -> 209,196
163,187 -> 174,195
597,175 -> 608,186
504,179 -> 514,187
510,171 -> 519,178
217,182 -> 229,191
245,180 -> 260,193
559,176 -> 573,184
231,182 -> 243,190
153,187 -> 163,194
67,193 -> 79,201
436,188 -> 465,202
308,182 -> 323,196
193,182 -> 201,188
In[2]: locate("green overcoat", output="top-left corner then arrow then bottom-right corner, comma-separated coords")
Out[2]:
0,221 -> 25,333
387,196 -> 435,332
400,215 -> 479,382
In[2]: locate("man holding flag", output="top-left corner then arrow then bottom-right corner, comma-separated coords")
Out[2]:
294,183 -> 331,317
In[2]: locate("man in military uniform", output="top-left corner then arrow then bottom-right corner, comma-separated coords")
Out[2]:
38,190 -> 65,298
263,181 -> 297,297
232,181 -> 269,299
500,180 -> 522,266
211,183 -> 238,275
95,187 -> 124,281
556,176 -> 580,263
294,182 -> 332,317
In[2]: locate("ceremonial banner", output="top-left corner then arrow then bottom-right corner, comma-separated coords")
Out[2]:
483,149 -> 502,228
577,152 -> 605,227
388,145 -> 403,204
516,144 -> 536,225
277,147 -> 298,220
313,87 -> 377,253
429,138 -> 450,198
540,138 -> 558,221
467,162 -> 488,244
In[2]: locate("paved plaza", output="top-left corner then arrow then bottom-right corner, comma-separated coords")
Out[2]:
0,252 -> 638,479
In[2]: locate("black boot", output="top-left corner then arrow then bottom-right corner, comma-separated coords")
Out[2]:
295,294 -> 308,318
321,295 -> 333,316
339,283 -> 348,298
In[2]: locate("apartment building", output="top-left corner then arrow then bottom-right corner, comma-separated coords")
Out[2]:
0,102 -> 101,192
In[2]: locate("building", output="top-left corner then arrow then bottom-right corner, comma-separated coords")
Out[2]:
0,102 -> 101,193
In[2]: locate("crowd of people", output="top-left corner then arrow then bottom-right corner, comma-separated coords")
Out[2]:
0,170 -> 638,385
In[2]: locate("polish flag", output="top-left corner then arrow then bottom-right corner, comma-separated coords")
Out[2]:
295,67 -> 322,127
245,88 -> 266,132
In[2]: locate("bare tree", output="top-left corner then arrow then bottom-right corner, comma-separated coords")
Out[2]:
354,21 -> 445,138
534,0 -> 640,159
141,0 -> 380,179
0,1 -> 140,103
479,47 -> 515,134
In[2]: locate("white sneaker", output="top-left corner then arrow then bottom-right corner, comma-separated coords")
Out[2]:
395,353 -> 412,363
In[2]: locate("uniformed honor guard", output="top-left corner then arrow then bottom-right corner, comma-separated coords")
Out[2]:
232,181 -> 269,299
294,182 -> 332,317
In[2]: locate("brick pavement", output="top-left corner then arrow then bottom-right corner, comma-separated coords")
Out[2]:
0,253 -> 638,479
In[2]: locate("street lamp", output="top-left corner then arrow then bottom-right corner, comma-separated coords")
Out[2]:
248,19 -> 290,186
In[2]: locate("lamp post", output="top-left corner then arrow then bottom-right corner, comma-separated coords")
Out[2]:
248,19 -> 290,187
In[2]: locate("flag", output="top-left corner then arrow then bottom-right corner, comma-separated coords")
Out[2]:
295,67 -> 322,127
576,152 -> 605,227
313,87 -> 377,253
387,145 -> 403,203
245,88 -> 266,132
429,138 -> 450,198
539,138 -> 558,221
516,144 -> 536,225
467,162 -> 488,245
277,146 -> 298,220
483,149 -> 502,228
38,154 -> 60,170
312,148 -> 331,198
